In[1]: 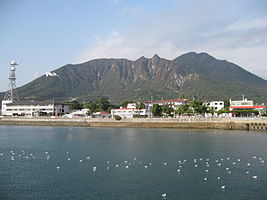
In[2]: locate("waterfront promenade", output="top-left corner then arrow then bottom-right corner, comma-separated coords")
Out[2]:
1,116 -> 267,131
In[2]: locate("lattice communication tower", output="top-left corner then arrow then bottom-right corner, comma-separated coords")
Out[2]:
3,61 -> 20,101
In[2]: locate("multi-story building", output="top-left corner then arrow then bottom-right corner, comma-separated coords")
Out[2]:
229,97 -> 265,117
205,101 -> 224,112
1,100 -> 69,116
111,103 -> 152,118
143,99 -> 188,109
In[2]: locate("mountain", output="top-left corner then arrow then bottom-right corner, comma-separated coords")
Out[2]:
1,52 -> 267,103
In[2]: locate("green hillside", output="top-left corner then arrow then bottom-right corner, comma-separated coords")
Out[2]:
1,52 -> 267,103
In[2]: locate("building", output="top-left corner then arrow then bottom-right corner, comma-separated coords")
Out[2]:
143,99 -> 188,109
205,101 -> 224,112
111,103 -> 152,118
229,97 -> 265,117
63,109 -> 89,118
92,112 -> 111,118
1,100 -> 69,116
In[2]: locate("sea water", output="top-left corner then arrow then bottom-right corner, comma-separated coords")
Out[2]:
0,125 -> 267,200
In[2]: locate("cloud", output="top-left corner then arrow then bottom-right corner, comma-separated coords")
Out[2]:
78,0 -> 267,79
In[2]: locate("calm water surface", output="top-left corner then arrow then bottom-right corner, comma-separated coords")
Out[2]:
0,125 -> 267,200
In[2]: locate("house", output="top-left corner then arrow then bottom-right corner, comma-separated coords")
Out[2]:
1,100 -> 69,116
111,103 -> 152,118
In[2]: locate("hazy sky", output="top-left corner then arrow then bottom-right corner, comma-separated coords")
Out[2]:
1,0 -> 267,92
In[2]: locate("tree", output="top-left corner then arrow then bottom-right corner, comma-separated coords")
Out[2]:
189,100 -> 208,115
67,100 -> 83,110
152,104 -> 162,117
85,102 -> 99,115
136,97 -> 145,110
96,97 -> 110,111
176,104 -> 190,116
161,105 -> 174,117
208,106 -> 216,117
224,100 -> 230,109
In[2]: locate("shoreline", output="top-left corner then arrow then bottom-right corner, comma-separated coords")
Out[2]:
1,117 -> 267,131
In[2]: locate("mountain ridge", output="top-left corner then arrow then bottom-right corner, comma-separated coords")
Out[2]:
1,52 -> 267,103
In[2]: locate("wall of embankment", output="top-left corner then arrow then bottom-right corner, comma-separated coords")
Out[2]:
0,117 -> 260,130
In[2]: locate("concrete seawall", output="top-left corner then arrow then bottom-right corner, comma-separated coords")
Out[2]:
0,117 -> 262,130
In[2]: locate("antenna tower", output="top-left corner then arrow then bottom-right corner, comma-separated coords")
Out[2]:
3,61 -> 20,101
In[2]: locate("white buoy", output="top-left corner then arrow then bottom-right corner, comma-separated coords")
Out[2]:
246,171 -> 250,174
217,176 -> 221,180
247,163 -> 251,166
125,165 -> 129,169
86,157 -> 90,160
203,177 -> 208,181
205,169 -> 209,173
56,166 -> 60,169
194,165 -> 198,167
79,160 -> 83,163
115,164 -> 119,167
164,162 -> 167,166
144,165 -> 148,168
67,158 -> 71,161
92,166 -> 97,172
233,162 -> 236,165
252,175 -> 257,179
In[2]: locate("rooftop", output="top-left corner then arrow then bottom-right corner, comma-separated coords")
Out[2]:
5,100 -> 68,106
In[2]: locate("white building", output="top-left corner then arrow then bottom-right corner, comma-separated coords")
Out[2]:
229,97 -> 265,117
143,99 -> 188,109
111,103 -> 152,118
63,109 -> 89,118
1,100 -> 69,116
205,101 -> 224,112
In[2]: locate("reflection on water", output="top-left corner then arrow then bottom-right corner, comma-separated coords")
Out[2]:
0,126 -> 267,200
